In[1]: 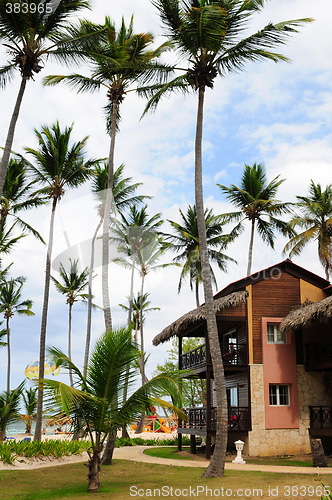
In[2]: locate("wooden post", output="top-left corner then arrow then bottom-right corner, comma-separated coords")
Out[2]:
178,336 -> 182,369
177,335 -> 183,452
190,434 -> 197,454
177,433 -> 182,451
206,435 -> 212,460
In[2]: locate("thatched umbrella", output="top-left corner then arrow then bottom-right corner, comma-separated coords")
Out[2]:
280,295 -> 332,332
153,290 -> 247,346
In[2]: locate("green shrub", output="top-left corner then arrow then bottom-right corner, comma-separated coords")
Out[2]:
115,436 -> 190,447
0,439 -> 91,463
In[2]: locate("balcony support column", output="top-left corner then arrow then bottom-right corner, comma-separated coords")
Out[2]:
190,434 -> 197,454
177,335 -> 183,453
177,433 -> 182,452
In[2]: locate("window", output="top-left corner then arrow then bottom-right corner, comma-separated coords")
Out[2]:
267,323 -> 286,344
227,386 -> 238,407
269,384 -> 290,406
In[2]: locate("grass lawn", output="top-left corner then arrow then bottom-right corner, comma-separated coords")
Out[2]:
143,447 -> 320,467
0,460 -> 331,499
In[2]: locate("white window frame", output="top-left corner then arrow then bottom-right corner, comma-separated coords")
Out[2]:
269,384 -> 290,406
267,323 -> 286,344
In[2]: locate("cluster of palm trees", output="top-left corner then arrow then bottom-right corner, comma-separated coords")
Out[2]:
0,0 -> 323,484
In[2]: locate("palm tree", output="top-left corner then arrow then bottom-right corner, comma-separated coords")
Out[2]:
119,292 -> 160,346
51,259 -> 89,386
82,164 -> 150,377
22,387 -> 38,434
218,163 -> 294,276
26,122 -> 95,441
44,16 -> 171,333
0,330 -> 6,348
112,205 -> 163,333
165,205 -> 235,306
143,0 -> 311,477
0,155 -> 46,241
111,206 -> 163,439
83,164 -> 149,377
135,238 -> 177,386
0,276 -> 34,393
284,181 -> 332,280
0,382 -> 24,441
0,0 -> 92,198
42,327 -> 184,492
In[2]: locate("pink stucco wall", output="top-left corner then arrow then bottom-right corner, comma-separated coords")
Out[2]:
262,317 -> 299,429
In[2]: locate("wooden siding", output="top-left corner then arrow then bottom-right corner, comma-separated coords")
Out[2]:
252,272 -> 300,364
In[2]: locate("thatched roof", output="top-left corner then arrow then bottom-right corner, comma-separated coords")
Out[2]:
280,295 -> 332,332
153,290 -> 248,346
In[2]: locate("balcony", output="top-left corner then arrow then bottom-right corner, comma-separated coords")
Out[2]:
305,341 -> 332,371
178,406 -> 250,433
310,406 -> 332,430
180,344 -> 206,370
180,342 -> 247,371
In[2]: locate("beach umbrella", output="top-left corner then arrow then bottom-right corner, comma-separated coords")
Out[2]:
25,356 -> 60,380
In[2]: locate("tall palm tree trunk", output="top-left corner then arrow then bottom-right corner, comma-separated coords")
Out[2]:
0,77 -> 27,198
34,197 -> 57,441
195,87 -> 227,478
68,302 -> 73,387
84,218 -> 102,378
6,317 -> 10,394
102,102 -> 117,333
135,273 -> 148,434
247,219 -> 255,276
101,102 -> 118,463
122,256 -> 136,405
138,273 -> 147,386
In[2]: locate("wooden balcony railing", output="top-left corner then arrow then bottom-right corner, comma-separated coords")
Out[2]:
180,344 -> 206,370
180,342 -> 247,371
310,406 -> 332,429
305,342 -> 332,369
178,406 -> 250,432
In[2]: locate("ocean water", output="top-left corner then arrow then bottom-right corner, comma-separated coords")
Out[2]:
6,421 -> 34,435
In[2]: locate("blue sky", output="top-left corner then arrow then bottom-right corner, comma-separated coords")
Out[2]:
0,0 -> 332,393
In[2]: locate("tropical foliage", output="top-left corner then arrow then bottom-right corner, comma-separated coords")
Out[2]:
219,163 -> 294,276
165,205 -> 235,306
44,16 -> 171,333
83,164 -> 149,377
26,122 -> 95,441
0,276 -> 34,393
0,156 -> 45,241
51,259 -> 89,386
0,382 -> 24,441
42,327 -> 184,492
0,0 -> 92,197
284,181 -> 332,280
21,387 -> 38,434
119,292 -> 160,345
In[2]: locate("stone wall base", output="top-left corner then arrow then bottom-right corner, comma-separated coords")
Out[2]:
247,428 -> 311,456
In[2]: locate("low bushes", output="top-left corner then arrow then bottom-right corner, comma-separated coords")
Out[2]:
0,436 -> 189,464
0,439 -> 91,464
115,436 -> 190,447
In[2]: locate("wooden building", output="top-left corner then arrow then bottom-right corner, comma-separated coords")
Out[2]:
153,259 -> 332,458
